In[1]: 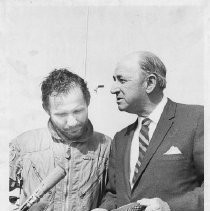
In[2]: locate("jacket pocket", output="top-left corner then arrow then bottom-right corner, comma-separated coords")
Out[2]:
80,153 -> 107,185
30,161 -> 55,196
157,154 -> 186,161
79,154 -> 106,198
79,170 -> 103,210
31,161 -> 43,182
22,160 -> 55,211
79,173 -> 100,199
79,155 -> 107,210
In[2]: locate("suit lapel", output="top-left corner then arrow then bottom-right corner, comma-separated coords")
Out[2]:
132,99 -> 177,191
122,120 -> 138,196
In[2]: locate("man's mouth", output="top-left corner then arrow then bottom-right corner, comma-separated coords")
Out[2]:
116,98 -> 124,103
65,126 -> 82,133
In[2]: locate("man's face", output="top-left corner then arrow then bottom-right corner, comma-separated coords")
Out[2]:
47,87 -> 88,139
111,57 -> 148,114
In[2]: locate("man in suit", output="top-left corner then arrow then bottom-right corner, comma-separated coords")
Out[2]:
92,51 -> 204,211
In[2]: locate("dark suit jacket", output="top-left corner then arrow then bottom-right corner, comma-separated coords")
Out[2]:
100,99 -> 204,211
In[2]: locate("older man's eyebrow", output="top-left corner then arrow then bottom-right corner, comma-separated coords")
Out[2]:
113,75 -> 122,81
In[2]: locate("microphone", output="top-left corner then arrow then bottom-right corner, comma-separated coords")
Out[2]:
18,165 -> 66,211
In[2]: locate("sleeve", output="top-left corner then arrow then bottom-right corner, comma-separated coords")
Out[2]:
168,107 -> 204,211
99,135 -> 117,210
9,139 -> 23,208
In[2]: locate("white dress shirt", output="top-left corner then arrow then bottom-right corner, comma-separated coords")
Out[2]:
130,96 -> 168,187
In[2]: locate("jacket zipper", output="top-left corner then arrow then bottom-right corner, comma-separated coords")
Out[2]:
64,144 -> 71,211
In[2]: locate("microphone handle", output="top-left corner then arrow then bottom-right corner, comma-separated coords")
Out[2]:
18,165 -> 66,211
18,192 -> 40,211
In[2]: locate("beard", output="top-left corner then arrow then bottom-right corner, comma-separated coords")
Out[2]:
60,125 -> 85,140
52,120 -> 88,141
49,118 -> 92,142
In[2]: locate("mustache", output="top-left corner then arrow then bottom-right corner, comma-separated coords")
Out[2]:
63,125 -> 83,131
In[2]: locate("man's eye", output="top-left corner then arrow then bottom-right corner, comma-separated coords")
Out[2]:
119,79 -> 126,84
57,113 -> 67,117
74,109 -> 83,114
55,114 -> 66,118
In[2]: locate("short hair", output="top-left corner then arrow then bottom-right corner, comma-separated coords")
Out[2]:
41,68 -> 90,109
137,51 -> 167,89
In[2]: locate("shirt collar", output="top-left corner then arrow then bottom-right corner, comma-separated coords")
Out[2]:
138,95 -> 168,125
149,95 -> 168,124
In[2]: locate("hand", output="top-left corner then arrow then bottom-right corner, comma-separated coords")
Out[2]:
137,198 -> 170,211
91,209 -> 108,211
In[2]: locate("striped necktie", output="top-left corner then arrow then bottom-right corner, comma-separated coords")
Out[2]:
132,118 -> 152,184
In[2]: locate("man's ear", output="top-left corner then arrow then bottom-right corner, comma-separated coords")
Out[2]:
146,74 -> 157,93
43,103 -> 50,115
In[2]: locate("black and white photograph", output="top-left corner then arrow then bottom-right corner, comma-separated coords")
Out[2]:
0,0 -> 209,210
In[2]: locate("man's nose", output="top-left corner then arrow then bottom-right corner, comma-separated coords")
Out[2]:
110,82 -> 120,94
66,115 -> 77,127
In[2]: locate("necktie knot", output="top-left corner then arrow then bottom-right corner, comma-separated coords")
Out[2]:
142,118 -> 151,127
